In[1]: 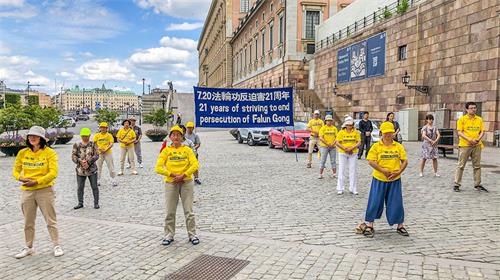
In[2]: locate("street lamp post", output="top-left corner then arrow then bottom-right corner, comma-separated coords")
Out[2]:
161,94 -> 166,110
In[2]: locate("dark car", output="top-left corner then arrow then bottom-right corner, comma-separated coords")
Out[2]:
76,114 -> 90,121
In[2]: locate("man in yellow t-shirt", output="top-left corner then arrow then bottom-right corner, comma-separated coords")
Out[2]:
93,122 -> 117,186
318,115 -> 338,179
306,110 -> 324,168
336,118 -> 361,194
454,102 -> 487,192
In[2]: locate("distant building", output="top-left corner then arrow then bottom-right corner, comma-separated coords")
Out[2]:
141,87 -> 175,115
0,80 -> 52,107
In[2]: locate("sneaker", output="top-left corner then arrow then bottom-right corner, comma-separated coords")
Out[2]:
318,174 -> 324,179
332,173 -> 337,178
131,171 -> 138,175
126,165 -> 131,169
350,190 -> 359,195
112,181 -> 118,187
453,185 -> 460,192
337,191 -> 343,195
73,204 -> 83,210
53,246 -> 64,257
139,164 -> 144,168
15,247 -> 34,259
419,173 -> 423,177
194,178 -> 202,185
474,185 -> 488,192
117,172 -> 124,176
306,163 -> 312,168
434,173 -> 440,177
94,204 -> 100,209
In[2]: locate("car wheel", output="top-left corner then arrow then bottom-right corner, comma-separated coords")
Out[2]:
247,134 -> 256,146
268,137 -> 274,148
282,139 -> 290,152
237,132 -> 243,144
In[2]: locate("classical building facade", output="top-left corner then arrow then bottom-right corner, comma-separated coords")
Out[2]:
313,0 -> 499,143
0,81 -> 52,107
142,87 -> 175,115
53,85 -> 139,112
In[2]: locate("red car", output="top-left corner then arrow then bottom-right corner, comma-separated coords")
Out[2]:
268,122 -> 313,152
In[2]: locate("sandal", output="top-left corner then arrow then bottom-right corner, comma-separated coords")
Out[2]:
161,238 -> 174,246
355,223 -> 367,234
363,226 -> 375,238
396,227 -> 409,236
189,237 -> 200,245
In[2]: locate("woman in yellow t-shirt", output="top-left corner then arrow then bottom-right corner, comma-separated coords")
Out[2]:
318,115 -> 338,179
357,121 -> 409,238
336,118 -> 361,195
116,119 -> 137,175
155,125 -> 199,246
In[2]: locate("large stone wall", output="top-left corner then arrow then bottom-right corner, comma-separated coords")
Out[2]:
314,0 -> 499,143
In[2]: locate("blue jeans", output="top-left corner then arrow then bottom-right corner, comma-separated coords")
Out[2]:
364,178 -> 404,226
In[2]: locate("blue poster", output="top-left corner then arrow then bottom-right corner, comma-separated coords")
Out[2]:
336,46 -> 350,84
193,87 -> 294,128
350,40 -> 367,81
366,32 -> 386,78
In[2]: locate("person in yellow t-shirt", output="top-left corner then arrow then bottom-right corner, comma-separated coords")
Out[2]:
336,118 -> 361,195
453,102 -> 487,192
357,121 -> 408,238
306,110 -> 324,168
116,119 -> 137,175
156,125 -> 200,246
318,115 -> 338,179
93,122 -> 118,187
12,126 -> 64,259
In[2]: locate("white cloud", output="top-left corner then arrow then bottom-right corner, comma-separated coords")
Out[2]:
180,70 -> 197,78
134,0 -> 211,20
0,0 -> 24,7
0,55 -> 38,66
0,41 -> 10,54
56,71 -> 78,80
0,0 -> 37,18
76,59 -> 136,81
0,67 -> 50,87
165,22 -> 204,31
159,36 -> 197,51
80,51 -> 94,58
162,79 -> 196,93
112,86 -> 131,91
128,47 -> 191,70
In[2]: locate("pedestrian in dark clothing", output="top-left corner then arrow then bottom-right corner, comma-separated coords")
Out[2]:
72,128 -> 100,209
358,112 -> 373,159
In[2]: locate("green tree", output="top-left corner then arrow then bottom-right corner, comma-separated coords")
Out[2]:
0,105 -> 33,137
5,93 -> 21,106
27,95 -> 39,106
143,108 -> 171,128
95,109 -> 119,126
32,106 -> 62,129
397,0 -> 409,14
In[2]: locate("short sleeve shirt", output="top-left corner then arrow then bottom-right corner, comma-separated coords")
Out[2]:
457,115 -> 484,148
318,125 -> 338,147
93,132 -> 114,154
337,129 -> 361,154
367,141 -> 407,182
307,119 -> 324,137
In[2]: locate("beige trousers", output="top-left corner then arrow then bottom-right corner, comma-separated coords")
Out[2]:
120,146 -> 136,173
164,181 -> 196,239
21,187 -> 59,247
307,136 -> 319,164
454,145 -> 482,186
97,152 -> 115,179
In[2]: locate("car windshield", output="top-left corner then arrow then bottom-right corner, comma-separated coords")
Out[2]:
284,122 -> 307,130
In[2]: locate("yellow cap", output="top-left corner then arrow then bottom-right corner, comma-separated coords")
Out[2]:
80,127 -> 92,136
170,125 -> 184,135
99,122 -> 108,127
380,121 -> 395,134
186,121 -> 195,128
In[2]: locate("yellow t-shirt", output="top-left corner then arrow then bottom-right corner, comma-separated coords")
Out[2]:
155,144 -> 199,183
366,141 -> 407,182
307,119 -> 324,137
12,147 -> 58,191
93,132 -> 114,154
337,129 -> 361,154
318,125 -> 338,147
457,115 -> 484,148
116,128 -> 136,148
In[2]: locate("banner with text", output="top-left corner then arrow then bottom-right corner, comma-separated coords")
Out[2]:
194,87 -> 294,128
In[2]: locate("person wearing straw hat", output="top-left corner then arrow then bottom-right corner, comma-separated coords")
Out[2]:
156,125 -> 200,246
336,117 -> 361,195
318,115 -> 338,179
12,126 -> 64,258
72,128 -> 100,210
93,122 -> 118,187
357,121 -> 409,238
116,119 -> 138,175
306,110 -> 324,168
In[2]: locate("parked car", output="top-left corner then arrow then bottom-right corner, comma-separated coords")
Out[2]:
236,127 -> 272,146
76,114 -> 90,121
59,116 -> 76,127
268,122 -> 313,152
354,119 -> 381,143
229,128 -> 239,140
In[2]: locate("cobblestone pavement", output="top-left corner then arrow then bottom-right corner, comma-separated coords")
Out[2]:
1,130 -> 499,279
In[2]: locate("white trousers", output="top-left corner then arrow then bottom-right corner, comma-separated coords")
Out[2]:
337,153 -> 358,192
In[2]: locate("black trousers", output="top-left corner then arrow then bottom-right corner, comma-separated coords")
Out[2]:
77,173 -> 99,205
358,135 -> 372,158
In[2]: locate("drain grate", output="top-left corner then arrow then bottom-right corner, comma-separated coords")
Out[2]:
166,254 -> 250,280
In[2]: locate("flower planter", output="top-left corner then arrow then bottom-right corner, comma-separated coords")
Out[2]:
55,135 -> 74,145
47,139 -> 56,147
146,134 -> 167,142
0,145 -> 27,156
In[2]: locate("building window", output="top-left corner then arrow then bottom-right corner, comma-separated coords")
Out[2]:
261,31 -> 265,56
328,67 -> 332,78
269,80 -> 272,87
396,95 -> 405,105
305,10 -> 320,39
240,0 -> 249,12
244,48 -> 247,69
279,76 -> 282,85
256,20 -> 258,28
269,22 -> 274,49
270,3 -> 274,12
249,44 -> 252,63
255,38 -> 258,58
279,16 -> 284,43
262,12 -> 265,21
398,45 -> 407,61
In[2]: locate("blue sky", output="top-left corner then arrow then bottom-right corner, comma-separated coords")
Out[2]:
0,0 -> 212,94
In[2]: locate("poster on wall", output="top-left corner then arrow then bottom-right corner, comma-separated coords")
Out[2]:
366,32 -> 386,78
350,41 -> 367,81
336,46 -> 350,84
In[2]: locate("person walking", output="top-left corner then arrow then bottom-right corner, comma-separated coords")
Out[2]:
93,122 -> 118,187
12,126 -> 64,258
357,121 -> 409,238
386,112 -> 402,143
185,121 -> 202,185
318,115 -> 338,179
155,125 -> 200,246
117,119 -> 138,176
420,114 -> 441,177
72,128 -> 100,209
176,113 -> 182,125
129,117 -> 143,168
453,102 -> 487,192
306,110 -> 324,168
337,118 -> 361,195
358,112 -> 373,159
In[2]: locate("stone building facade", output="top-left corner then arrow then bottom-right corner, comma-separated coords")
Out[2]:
0,81 -> 52,107
313,0 -> 499,143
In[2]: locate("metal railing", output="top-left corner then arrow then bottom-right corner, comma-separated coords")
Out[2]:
316,0 -> 427,52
